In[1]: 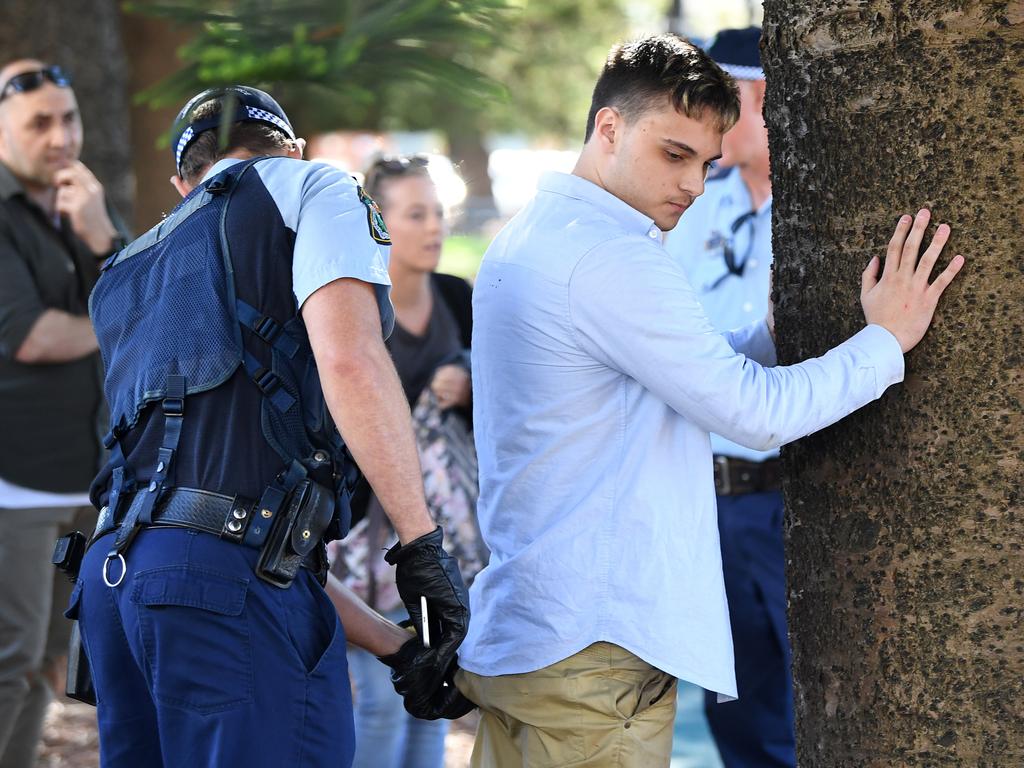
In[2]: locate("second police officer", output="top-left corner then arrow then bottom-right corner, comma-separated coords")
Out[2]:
665,28 -> 794,768
67,86 -> 471,766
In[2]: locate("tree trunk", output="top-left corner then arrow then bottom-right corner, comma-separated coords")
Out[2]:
0,0 -> 133,222
762,2 -> 1023,764
442,102 -> 497,233
119,11 -> 192,234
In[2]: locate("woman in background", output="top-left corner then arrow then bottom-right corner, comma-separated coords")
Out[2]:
332,155 -> 487,768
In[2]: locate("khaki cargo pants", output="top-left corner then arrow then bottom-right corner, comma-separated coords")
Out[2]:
455,642 -> 677,768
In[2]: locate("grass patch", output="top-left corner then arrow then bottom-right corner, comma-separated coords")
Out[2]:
439,234 -> 491,281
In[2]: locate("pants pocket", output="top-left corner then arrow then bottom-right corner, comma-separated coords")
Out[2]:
632,670 -> 677,719
282,572 -> 342,676
132,565 -> 253,714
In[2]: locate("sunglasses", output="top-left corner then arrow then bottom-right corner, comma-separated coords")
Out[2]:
0,66 -> 73,103
371,155 -> 429,174
709,209 -> 758,290
365,154 -> 430,186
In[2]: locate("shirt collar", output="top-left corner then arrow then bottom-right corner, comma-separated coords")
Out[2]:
716,168 -> 772,218
0,161 -> 26,201
199,157 -> 247,184
537,172 -> 661,239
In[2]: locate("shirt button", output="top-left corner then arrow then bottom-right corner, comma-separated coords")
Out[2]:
748,259 -> 759,269
648,229 -> 660,239
743,302 -> 754,313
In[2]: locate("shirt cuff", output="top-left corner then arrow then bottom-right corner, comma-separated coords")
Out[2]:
848,324 -> 905,397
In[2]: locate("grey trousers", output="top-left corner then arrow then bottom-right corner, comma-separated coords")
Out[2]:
0,505 -> 94,768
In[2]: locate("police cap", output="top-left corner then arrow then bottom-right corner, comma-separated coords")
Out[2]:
706,27 -> 763,81
170,85 -> 296,174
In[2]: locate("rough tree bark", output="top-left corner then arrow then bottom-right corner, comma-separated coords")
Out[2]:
762,1 -> 1023,764
0,0 -> 133,222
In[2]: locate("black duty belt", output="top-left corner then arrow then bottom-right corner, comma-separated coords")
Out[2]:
713,456 -> 781,496
94,487 -> 258,547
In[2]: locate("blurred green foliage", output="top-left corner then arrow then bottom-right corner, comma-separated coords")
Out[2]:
378,0 -> 632,141
128,0 -> 509,133
127,0 -> 651,144
439,233 -> 489,279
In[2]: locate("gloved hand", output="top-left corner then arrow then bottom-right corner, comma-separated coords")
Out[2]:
378,636 -> 476,720
384,526 -> 470,689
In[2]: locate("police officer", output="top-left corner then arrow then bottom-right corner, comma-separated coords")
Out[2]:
665,28 -> 795,767
69,86 -> 470,767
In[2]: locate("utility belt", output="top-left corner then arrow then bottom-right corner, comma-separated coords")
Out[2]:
56,479 -> 336,593
713,456 -> 782,496
98,479 -> 335,589
52,478 -> 336,706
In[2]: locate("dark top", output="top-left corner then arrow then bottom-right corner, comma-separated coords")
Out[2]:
389,280 -> 464,406
350,272 -> 473,523
0,162 -> 116,492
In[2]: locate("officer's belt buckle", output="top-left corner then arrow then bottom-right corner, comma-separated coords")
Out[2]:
713,455 -> 732,495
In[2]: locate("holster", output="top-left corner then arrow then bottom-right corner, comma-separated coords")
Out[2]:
65,621 -> 97,706
255,479 -> 335,588
52,531 -> 97,706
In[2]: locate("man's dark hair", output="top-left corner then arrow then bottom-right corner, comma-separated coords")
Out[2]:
178,99 -> 293,185
584,34 -> 740,143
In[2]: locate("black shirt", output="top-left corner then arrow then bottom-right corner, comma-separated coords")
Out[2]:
0,162 -> 109,493
388,279 -> 465,407
349,273 -> 472,524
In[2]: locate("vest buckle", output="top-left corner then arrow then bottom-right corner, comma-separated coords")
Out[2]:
253,367 -> 283,396
254,315 -> 282,344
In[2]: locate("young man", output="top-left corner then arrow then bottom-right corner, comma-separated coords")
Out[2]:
73,86 -> 470,767
0,59 -> 127,768
664,27 -> 796,767
456,34 -> 963,767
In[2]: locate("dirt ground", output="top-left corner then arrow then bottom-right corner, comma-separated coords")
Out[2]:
36,697 -> 478,768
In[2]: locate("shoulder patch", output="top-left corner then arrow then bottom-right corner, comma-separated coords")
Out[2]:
357,185 -> 391,245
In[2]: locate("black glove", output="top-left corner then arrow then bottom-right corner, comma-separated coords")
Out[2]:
384,526 -> 470,688
379,636 -> 476,720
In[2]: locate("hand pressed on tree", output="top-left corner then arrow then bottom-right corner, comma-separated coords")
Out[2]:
861,208 -> 965,353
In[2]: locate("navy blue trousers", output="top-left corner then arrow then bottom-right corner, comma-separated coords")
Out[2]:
705,491 -> 796,768
69,527 -> 354,768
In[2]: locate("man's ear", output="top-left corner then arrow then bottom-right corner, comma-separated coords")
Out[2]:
170,174 -> 191,198
753,79 -> 767,111
592,107 -> 621,154
289,137 -> 306,160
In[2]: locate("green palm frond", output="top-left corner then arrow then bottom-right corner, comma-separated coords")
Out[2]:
128,0 -> 508,130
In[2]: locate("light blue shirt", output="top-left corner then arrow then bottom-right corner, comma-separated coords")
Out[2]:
202,157 -> 394,333
665,167 -> 775,462
461,172 -> 904,698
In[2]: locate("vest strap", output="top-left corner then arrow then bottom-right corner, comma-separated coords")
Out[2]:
243,351 -> 296,412
236,299 -> 300,358
107,375 -> 186,563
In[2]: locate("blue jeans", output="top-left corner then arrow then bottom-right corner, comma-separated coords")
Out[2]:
348,609 -> 449,768
71,527 -> 354,768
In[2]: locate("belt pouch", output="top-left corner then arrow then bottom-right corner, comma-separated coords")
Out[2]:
255,479 -> 335,588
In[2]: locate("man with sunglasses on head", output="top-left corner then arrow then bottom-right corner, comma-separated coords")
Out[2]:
0,59 -> 127,768
663,28 -> 794,767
